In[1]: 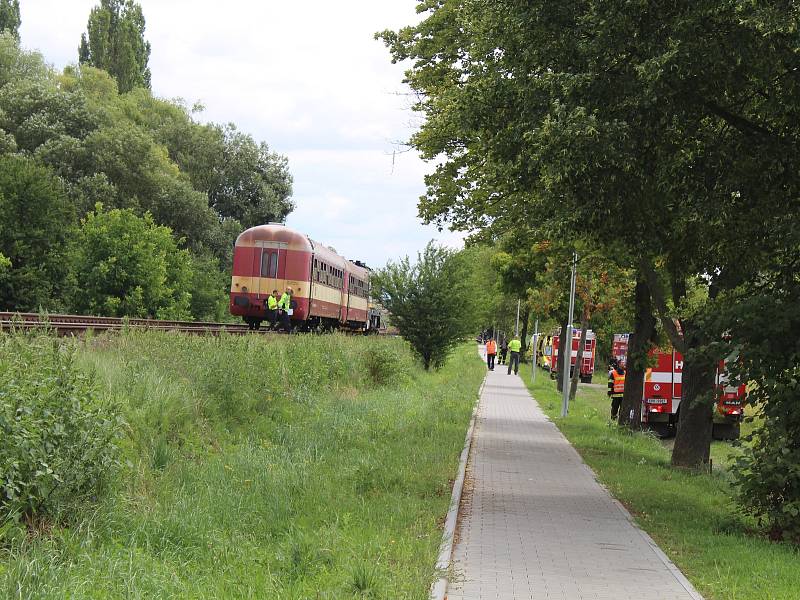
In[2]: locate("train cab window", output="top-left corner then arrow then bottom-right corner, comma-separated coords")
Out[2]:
261,250 -> 279,278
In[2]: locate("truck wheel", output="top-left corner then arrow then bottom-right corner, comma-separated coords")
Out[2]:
712,422 -> 740,441
650,423 -> 674,439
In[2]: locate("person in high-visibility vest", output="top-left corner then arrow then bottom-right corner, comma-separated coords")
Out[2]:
608,359 -> 626,419
507,336 -> 522,375
277,288 -> 293,332
266,289 -> 279,330
485,337 -> 497,371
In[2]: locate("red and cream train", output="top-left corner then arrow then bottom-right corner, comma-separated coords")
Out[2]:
229,223 -> 382,332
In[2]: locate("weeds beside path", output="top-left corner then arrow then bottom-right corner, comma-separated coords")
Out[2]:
525,369 -> 800,600
0,333 -> 484,599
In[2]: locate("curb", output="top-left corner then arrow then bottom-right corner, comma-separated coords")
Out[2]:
608,495 -> 705,600
429,375 -> 485,600
560,424 -> 706,600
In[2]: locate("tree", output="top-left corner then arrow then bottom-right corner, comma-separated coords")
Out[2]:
491,230 -> 547,359
0,155 -> 76,311
0,0 -> 19,38
381,1 -> 800,468
79,0 -> 151,93
452,243 -> 503,329
372,242 -> 476,370
71,205 -> 192,319
188,250 -> 230,322
205,124 -> 294,229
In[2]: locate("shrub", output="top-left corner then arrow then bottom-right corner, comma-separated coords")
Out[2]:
70,204 -> 193,319
0,334 -> 122,526
371,242 -> 477,370
361,338 -> 413,386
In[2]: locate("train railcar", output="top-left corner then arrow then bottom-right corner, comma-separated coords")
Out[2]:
229,223 -> 372,331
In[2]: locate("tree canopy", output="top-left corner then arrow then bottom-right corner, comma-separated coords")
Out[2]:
0,16 -> 293,320
382,0 -> 800,537
0,0 -> 19,38
0,154 -> 74,312
79,0 -> 151,93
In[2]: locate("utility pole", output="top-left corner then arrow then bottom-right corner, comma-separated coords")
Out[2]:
515,299 -> 521,336
531,318 -> 539,383
561,251 -> 578,418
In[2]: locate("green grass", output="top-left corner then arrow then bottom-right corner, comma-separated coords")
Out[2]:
0,333 -> 484,599
525,369 -> 800,600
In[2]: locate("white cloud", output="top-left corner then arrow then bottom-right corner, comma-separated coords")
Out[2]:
18,0 -> 463,268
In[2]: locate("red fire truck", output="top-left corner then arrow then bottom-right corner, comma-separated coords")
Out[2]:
613,334 -> 745,439
549,327 -> 597,383
612,333 -> 629,368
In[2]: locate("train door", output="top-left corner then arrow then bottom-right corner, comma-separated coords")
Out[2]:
252,248 -> 265,300
340,268 -> 347,323
259,244 -> 286,295
345,274 -> 353,322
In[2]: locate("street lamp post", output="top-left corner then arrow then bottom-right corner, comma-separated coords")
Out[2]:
531,318 -> 539,383
561,252 -> 577,418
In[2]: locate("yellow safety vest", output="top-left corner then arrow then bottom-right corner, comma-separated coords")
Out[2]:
268,296 -> 278,310
278,293 -> 290,310
508,339 -> 522,352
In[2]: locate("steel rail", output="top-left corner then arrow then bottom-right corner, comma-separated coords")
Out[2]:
0,312 -> 270,336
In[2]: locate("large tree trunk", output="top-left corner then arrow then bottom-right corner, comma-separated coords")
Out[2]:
618,277 -> 656,429
519,305 -> 530,361
556,317 -> 569,393
569,313 -> 589,402
671,321 -> 716,468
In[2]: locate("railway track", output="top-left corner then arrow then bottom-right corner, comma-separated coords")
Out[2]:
0,312 -> 269,336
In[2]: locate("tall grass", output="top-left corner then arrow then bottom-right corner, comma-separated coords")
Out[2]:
0,333 -> 483,599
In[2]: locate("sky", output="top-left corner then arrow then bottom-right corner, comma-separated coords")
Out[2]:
18,0 -> 464,269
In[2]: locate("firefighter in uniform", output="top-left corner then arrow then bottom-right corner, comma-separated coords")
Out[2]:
485,337 -> 497,370
608,359 -> 626,419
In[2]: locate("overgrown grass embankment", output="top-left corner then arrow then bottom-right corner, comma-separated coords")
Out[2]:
0,332 -> 484,599
525,370 -> 800,600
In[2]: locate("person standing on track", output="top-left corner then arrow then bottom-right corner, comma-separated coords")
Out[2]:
278,287 -> 292,332
266,289 -> 279,330
608,359 -> 626,420
499,338 -> 508,365
507,336 -> 522,375
485,337 -> 497,370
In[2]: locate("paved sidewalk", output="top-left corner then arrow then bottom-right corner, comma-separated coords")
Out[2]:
446,365 -> 702,600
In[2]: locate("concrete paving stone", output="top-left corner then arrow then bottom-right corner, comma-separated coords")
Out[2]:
445,351 -> 703,600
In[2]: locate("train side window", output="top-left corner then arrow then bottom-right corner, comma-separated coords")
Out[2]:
268,252 -> 278,277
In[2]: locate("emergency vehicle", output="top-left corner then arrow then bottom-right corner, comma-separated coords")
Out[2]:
613,334 -> 745,439
612,333 -> 629,368
549,327 -> 597,383
536,333 -> 554,371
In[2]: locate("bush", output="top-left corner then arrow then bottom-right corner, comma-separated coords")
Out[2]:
361,338 -> 413,386
0,334 -> 122,526
372,242 -> 477,370
70,204 -> 193,319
